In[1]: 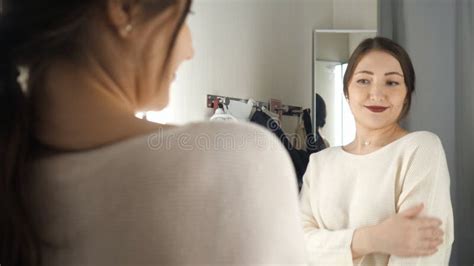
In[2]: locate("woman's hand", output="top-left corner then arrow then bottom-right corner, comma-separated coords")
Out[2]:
352,203 -> 444,259
371,203 -> 445,257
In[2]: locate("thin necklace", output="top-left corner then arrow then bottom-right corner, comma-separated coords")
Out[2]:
361,129 -> 400,148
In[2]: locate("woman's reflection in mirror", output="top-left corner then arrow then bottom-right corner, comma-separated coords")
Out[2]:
300,37 -> 454,265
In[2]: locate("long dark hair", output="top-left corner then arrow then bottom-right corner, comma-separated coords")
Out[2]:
0,0 -> 192,265
314,94 -> 327,152
343,37 -> 416,121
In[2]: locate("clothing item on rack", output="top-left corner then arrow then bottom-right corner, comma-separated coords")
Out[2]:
227,100 -> 253,121
250,109 -> 308,190
294,116 -> 308,151
302,109 -> 327,154
210,103 -> 238,122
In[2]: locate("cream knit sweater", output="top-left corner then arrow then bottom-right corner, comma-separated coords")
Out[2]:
27,122 -> 306,266
300,131 -> 454,266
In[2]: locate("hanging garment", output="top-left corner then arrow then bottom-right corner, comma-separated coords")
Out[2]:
227,100 -> 253,121
302,109 -> 327,154
250,109 -> 308,190
293,115 -> 307,151
250,109 -> 292,150
210,103 -> 238,122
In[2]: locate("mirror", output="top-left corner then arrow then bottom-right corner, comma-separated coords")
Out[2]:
312,30 -> 377,147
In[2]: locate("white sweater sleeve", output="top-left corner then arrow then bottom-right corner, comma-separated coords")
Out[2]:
388,135 -> 454,265
300,156 -> 356,265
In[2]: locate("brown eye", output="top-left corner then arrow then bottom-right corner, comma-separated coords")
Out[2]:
357,79 -> 370,85
387,81 -> 400,87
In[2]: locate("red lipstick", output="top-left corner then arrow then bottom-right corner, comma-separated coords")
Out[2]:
366,106 -> 388,113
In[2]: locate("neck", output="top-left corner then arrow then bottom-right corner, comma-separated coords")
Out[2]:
349,124 -> 407,154
33,60 -> 166,151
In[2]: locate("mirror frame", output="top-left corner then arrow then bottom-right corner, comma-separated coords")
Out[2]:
311,29 -> 377,137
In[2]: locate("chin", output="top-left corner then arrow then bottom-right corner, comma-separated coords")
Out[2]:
146,88 -> 171,110
151,101 -> 169,111
138,97 -> 169,112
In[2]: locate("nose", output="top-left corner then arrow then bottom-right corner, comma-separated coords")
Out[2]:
369,82 -> 385,102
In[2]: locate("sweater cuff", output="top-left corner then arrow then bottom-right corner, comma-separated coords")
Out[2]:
306,228 -> 356,265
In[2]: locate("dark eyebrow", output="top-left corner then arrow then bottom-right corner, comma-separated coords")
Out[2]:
354,70 -> 374,75
385,72 -> 404,77
355,71 -> 404,77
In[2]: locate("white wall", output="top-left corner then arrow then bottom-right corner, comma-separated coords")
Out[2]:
159,0 -> 333,125
348,32 -> 377,54
333,0 -> 377,29
151,0 -> 378,125
316,33 -> 349,62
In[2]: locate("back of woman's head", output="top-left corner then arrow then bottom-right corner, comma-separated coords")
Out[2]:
315,94 -> 326,129
0,1 -> 191,265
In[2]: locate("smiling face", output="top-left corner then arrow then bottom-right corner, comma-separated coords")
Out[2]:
347,50 -> 408,130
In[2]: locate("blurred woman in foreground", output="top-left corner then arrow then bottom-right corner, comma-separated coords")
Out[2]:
0,1 -> 305,265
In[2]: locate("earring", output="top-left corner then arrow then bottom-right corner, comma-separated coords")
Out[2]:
121,24 -> 133,36
125,24 -> 133,33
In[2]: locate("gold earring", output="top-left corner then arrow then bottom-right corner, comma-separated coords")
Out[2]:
121,24 -> 133,36
125,24 -> 133,33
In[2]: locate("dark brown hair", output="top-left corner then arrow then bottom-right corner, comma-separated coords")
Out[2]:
0,0 -> 192,265
315,93 -> 326,129
343,37 -> 416,121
